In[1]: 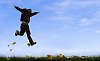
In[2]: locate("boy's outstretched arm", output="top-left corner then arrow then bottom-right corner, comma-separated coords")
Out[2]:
14,6 -> 23,12
30,12 -> 39,17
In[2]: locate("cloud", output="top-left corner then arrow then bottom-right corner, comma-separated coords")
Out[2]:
79,18 -> 91,26
96,30 -> 100,33
45,1 -> 77,26
0,0 -> 24,4
77,28 -> 90,32
44,0 -> 100,32
79,10 -> 100,26
45,0 -> 100,23
46,0 -> 100,11
92,11 -> 100,19
0,1 -> 12,4
68,1 -> 100,9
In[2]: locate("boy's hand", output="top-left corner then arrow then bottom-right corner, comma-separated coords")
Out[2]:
36,12 -> 39,13
34,12 -> 39,14
14,5 -> 18,8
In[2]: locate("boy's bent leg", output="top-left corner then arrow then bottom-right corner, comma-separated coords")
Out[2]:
20,24 -> 26,36
15,24 -> 25,36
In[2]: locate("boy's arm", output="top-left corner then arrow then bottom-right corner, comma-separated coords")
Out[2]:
30,12 -> 39,17
14,6 -> 23,12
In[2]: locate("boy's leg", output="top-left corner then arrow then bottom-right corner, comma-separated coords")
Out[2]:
26,24 -> 36,46
20,24 -> 26,36
15,24 -> 25,36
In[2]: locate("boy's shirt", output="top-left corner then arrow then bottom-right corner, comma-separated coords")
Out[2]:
14,6 -> 39,23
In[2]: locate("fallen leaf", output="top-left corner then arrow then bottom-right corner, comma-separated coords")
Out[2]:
8,45 -> 10,47
10,49 -> 12,51
12,42 -> 16,45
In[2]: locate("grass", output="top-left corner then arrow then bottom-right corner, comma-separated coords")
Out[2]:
0,55 -> 100,61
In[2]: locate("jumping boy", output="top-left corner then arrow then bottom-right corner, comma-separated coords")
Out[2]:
14,6 -> 39,46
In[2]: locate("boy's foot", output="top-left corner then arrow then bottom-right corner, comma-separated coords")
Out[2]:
27,42 -> 31,47
15,30 -> 19,36
31,42 -> 36,46
27,42 -> 36,46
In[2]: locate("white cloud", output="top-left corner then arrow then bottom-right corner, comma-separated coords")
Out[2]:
92,11 -> 100,19
45,0 -> 100,24
69,1 -> 100,9
79,9 -> 100,27
0,1 -> 12,4
96,30 -> 100,33
77,28 -> 90,32
46,0 -> 100,11
44,0 -> 100,33
0,0 -> 20,5
79,18 -> 91,26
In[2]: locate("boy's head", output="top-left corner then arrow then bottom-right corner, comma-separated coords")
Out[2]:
27,9 -> 32,13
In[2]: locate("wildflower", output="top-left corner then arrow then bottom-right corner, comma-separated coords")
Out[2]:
25,55 -> 30,59
47,54 -> 52,59
12,42 -> 16,45
81,56 -> 88,59
6,57 -> 10,60
35,57 -> 39,59
71,55 -> 78,58
57,54 -> 64,58
66,56 -> 71,59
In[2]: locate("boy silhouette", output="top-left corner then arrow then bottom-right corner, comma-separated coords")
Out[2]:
14,6 -> 39,46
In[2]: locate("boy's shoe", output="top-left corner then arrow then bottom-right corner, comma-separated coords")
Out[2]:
31,42 -> 36,46
15,30 -> 19,36
27,42 -> 31,47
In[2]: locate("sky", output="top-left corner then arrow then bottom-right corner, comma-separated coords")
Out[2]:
1,0 -> 100,57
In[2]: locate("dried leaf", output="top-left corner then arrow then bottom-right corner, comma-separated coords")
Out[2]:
12,42 -> 16,45
10,49 -> 12,51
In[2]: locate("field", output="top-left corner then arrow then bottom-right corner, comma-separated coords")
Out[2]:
1,54 -> 100,61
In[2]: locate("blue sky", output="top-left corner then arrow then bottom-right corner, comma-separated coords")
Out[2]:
1,0 -> 100,56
